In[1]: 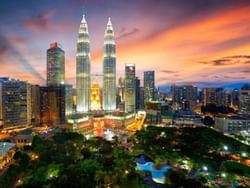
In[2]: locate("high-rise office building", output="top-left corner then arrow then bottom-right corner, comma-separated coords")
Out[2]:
103,17 -> 116,111
201,88 -> 216,105
117,77 -> 125,111
124,64 -> 136,112
118,77 -> 125,102
64,84 -> 73,115
31,85 -> 41,126
171,85 -> 197,109
144,71 -> 155,106
140,87 -> 145,108
231,88 -> 239,109
202,88 -> 229,107
47,42 -> 65,86
135,77 -> 141,110
239,85 -> 250,116
215,88 -> 227,106
40,86 -> 66,126
0,77 -> 31,129
76,14 -> 91,113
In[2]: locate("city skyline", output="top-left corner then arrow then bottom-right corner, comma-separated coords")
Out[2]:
1,0 -> 250,88
1,1 -> 250,186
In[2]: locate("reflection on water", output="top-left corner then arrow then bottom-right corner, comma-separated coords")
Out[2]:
136,155 -> 170,184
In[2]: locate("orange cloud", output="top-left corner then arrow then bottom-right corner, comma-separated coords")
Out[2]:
94,5 -> 250,85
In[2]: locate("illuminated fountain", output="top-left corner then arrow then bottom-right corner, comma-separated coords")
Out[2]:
104,129 -> 114,141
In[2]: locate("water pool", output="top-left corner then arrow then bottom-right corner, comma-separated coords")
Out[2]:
136,161 -> 170,184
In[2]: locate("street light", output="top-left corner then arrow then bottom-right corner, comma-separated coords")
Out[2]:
221,172 -> 226,178
203,166 -> 208,171
241,152 -> 247,157
223,145 -> 228,151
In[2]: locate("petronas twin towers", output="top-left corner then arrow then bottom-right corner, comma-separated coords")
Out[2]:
76,14 -> 116,113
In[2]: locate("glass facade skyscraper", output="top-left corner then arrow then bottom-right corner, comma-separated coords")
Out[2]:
239,85 -> 250,116
40,86 -> 66,126
47,42 -> 65,86
0,77 -> 31,129
65,84 -> 73,115
103,17 -> 116,111
144,71 -> 155,105
125,64 -> 136,112
76,14 -> 91,113
135,77 -> 141,110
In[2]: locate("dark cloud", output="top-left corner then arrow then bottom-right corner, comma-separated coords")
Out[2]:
200,54 -> 250,66
206,35 -> 250,54
117,28 -> 139,40
0,43 -> 8,56
0,33 -> 45,82
157,77 -> 183,83
200,58 -> 233,66
229,69 -> 250,74
239,70 -> 250,73
212,75 -> 221,79
0,36 -> 14,57
161,70 -> 178,74
224,55 -> 250,59
213,59 -> 232,66
22,10 -> 54,31
224,75 -> 246,80
137,0 -> 250,38
0,34 -> 28,57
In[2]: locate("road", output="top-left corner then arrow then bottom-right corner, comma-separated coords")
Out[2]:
126,111 -> 146,132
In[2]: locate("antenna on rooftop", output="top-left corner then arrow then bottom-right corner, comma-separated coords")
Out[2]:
82,0 -> 86,14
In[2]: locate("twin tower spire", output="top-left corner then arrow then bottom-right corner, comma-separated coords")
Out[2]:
76,14 -> 116,113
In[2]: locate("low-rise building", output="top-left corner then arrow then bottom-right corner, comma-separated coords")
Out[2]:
173,110 -> 202,126
0,142 -> 16,170
13,129 -> 33,148
215,116 -> 250,133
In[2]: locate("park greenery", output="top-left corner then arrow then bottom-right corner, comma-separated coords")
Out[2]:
0,132 -> 144,188
0,126 -> 249,187
132,126 -> 250,186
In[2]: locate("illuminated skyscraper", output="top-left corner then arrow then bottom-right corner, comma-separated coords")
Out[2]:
125,64 -> 136,112
65,84 -> 73,115
76,14 -> 91,112
201,88 -> 228,107
103,17 -> 116,111
47,42 -> 65,86
31,85 -> 41,126
0,77 -> 32,129
239,84 -> 250,116
144,71 -> 155,105
118,77 -> 125,102
135,77 -> 141,110
40,86 -> 66,126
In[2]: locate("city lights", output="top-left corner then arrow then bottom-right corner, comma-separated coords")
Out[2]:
1,1 -> 250,188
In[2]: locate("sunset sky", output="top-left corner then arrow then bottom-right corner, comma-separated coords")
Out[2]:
1,0 -> 250,89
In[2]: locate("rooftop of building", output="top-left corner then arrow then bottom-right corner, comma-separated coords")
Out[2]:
49,42 -> 63,50
174,109 -> 201,117
0,77 -> 21,82
215,115 -> 250,120
0,142 -> 15,156
17,129 -> 33,135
